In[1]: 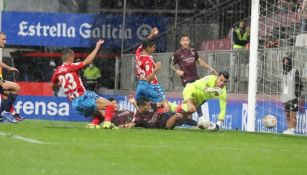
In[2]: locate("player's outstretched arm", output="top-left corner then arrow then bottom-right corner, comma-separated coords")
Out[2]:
171,57 -> 184,77
0,62 -> 19,73
197,59 -> 217,75
83,39 -> 104,66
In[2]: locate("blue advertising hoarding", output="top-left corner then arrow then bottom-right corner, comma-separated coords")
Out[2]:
1,11 -> 168,49
11,95 -> 307,134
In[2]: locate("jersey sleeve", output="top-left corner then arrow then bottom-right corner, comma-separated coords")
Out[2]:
218,88 -> 227,120
172,51 -> 179,64
69,62 -> 84,72
50,71 -> 58,84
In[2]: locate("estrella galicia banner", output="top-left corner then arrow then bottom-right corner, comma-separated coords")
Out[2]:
12,95 -> 307,134
1,11 -> 168,50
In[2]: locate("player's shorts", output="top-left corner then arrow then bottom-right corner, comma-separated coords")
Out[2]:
0,77 -> 5,94
135,80 -> 166,103
71,91 -> 100,117
182,84 -> 206,107
156,113 -> 173,129
284,98 -> 298,112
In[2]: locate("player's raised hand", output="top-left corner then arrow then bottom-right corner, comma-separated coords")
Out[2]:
151,27 -> 159,35
96,39 -> 105,48
8,67 -> 19,73
147,27 -> 159,39
154,62 -> 161,71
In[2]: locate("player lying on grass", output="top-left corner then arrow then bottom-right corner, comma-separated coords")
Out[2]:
169,71 -> 229,131
134,27 -> 170,112
122,96 -> 197,129
87,98 -> 134,128
51,39 -> 115,129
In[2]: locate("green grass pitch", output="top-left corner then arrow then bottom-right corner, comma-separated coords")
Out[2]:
1,120 -> 307,175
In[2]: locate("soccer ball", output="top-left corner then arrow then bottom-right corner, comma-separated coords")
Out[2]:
262,115 -> 277,128
197,116 -> 210,129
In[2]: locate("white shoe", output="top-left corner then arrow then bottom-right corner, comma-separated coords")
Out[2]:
283,128 -> 295,135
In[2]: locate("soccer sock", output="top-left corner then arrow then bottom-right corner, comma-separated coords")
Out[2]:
0,99 -> 6,114
91,115 -> 102,125
104,105 -> 115,122
10,106 -> 16,115
4,93 -> 18,112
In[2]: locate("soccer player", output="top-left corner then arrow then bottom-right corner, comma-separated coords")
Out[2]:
170,71 -> 229,131
88,98 -> 134,128
51,39 -> 115,129
0,32 -> 22,123
134,27 -> 169,111
172,34 -> 217,86
171,34 -> 217,117
123,97 -> 184,129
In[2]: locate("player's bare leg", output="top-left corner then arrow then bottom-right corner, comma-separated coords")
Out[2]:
96,98 -> 116,129
165,113 -> 183,129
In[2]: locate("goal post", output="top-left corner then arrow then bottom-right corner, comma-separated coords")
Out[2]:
247,0 -> 260,132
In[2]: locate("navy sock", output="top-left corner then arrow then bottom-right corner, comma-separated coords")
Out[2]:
0,99 -> 6,113
4,93 -> 17,112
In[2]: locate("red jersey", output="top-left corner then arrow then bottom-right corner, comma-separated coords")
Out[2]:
135,45 -> 158,85
51,62 -> 86,101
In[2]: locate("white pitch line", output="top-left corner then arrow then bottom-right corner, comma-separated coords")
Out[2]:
0,131 -> 49,144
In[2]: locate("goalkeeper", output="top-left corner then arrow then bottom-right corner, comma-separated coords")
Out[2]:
170,71 -> 229,131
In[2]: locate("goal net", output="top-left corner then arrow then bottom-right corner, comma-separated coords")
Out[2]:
251,0 -> 307,134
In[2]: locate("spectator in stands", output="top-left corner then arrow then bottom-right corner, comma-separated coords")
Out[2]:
301,0 -> 307,33
281,56 -> 304,135
265,36 -> 280,48
233,20 -> 250,49
83,63 -> 101,91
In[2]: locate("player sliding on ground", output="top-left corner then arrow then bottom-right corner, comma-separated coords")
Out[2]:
170,71 -> 229,131
50,39 -> 115,129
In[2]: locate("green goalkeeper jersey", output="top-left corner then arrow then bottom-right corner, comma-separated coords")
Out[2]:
182,75 -> 227,120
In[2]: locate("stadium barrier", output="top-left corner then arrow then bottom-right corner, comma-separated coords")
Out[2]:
13,95 -> 307,134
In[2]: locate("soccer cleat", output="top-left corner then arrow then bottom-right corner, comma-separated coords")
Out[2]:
1,111 -> 17,123
283,128 -> 295,135
102,121 -> 118,129
86,123 -> 101,129
13,113 -> 24,121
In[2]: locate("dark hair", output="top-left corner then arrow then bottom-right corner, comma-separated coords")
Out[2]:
61,49 -> 74,61
180,34 -> 189,39
108,98 -> 116,102
218,71 -> 229,80
142,39 -> 155,49
282,56 -> 292,74
136,97 -> 150,107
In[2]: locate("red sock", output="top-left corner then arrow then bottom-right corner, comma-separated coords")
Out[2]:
104,105 -> 115,122
10,106 -> 15,114
91,115 -> 102,125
